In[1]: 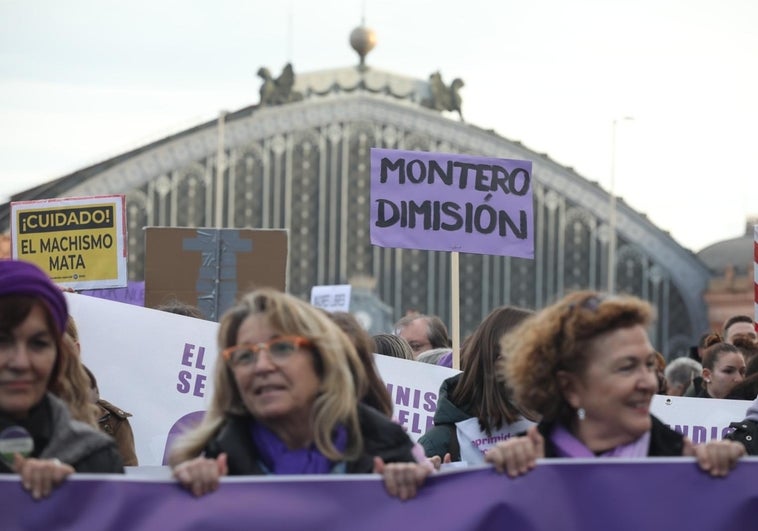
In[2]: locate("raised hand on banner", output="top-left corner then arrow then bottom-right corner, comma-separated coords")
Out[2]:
683,438 -> 746,477
173,453 -> 228,497
485,425 -> 545,477
373,457 -> 432,501
13,453 -> 75,500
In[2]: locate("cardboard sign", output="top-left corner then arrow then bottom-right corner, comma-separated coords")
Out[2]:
310,284 -> 352,312
370,148 -> 534,258
144,227 -> 288,321
10,195 -> 127,289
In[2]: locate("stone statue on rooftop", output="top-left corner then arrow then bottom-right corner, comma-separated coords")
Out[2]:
257,63 -> 304,106
422,72 -> 464,121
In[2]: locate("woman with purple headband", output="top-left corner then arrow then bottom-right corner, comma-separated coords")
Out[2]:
0,260 -> 123,499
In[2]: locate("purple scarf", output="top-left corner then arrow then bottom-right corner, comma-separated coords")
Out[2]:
551,424 -> 651,458
249,422 -> 347,474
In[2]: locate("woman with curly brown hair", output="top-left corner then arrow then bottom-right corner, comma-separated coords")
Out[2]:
485,290 -> 745,478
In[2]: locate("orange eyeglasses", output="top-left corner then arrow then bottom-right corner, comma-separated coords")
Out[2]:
221,336 -> 313,368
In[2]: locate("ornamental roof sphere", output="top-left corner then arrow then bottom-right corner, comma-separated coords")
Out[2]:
350,25 -> 377,66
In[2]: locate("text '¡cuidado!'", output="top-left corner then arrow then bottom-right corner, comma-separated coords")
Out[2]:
376,156 -> 530,239
18,206 -> 114,234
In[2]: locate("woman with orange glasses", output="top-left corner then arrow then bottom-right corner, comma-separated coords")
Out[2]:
170,288 -> 429,499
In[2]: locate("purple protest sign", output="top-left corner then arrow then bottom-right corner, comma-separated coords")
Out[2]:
370,148 -> 534,258
79,280 -> 145,306
1,460 -> 757,530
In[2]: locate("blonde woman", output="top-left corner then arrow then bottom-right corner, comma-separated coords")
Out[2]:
170,288 -> 429,499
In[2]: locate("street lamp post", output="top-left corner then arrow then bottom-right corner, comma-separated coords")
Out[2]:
607,117 -> 633,294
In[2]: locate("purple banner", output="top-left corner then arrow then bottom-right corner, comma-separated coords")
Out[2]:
2,460 -> 757,530
78,280 -> 145,307
370,148 -> 534,258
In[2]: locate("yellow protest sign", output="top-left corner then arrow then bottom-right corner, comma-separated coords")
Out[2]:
11,195 -> 127,289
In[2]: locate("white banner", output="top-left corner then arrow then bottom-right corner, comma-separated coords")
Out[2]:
650,394 -> 752,444
66,293 -> 217,466
373,354 -> 459,441
456,417 -> 535,465
65,294 -> 754,466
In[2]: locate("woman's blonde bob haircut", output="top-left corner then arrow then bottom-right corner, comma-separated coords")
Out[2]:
169,288 -> 367,465
499,290 -> 654,424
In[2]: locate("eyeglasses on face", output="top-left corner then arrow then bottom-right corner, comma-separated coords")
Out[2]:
222,336 -> 313,368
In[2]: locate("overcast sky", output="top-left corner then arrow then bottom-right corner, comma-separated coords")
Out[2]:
1,0 -> 756,252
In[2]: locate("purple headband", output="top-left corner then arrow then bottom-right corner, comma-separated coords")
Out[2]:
0,260 -> 68,335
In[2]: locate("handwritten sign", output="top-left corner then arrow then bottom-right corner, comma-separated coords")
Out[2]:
310,284 -> 351,312
11,195 -> 127,289
370,148 -> 534,258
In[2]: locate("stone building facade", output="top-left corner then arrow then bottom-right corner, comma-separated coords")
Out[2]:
0,58 -> 716,358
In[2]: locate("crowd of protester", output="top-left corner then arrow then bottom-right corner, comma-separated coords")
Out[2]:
1,258 -> 756,502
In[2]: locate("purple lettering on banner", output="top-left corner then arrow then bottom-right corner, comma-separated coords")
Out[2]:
390,385 -> 433,411
692,425 -> 706,444
78,281 -> 145,306
1,461 -> 756,530
177,343 -> 208,397
423,391 -> 437,412
672,425 -> 690,437
195,347 -> 206,370
471,433 -> 515,449
181,343 -> 195,366
411,413 -> 423,434
370,148 -> 534,258
192,374 -> 206,398
671,424 -> 734,443
395,386 -> 410,407
176,370 -> 191,394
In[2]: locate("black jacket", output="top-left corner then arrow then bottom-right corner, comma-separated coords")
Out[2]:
537,415 -> 685,457
204,404 -> 416,475
418,374 -> 471,461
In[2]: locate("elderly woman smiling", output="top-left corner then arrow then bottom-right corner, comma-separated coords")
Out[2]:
485,291 -> 745,477
170,289 -> 428,499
